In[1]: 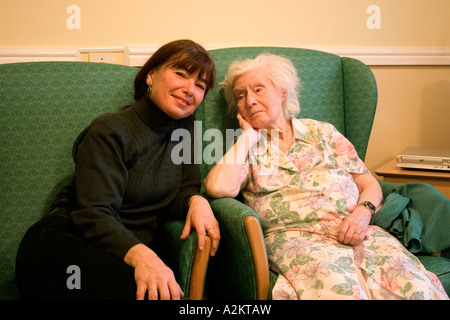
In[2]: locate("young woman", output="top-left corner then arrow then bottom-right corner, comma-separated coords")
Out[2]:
16,40 -> 220,300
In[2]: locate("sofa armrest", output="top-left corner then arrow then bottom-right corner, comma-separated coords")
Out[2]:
378,180 -> 403,199
154,219 -> 210,300
207,197 -> 270,300
244,214 -> 271,299
189,236 -> 211,299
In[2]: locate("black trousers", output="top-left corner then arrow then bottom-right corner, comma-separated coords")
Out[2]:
15,214 -> 137,299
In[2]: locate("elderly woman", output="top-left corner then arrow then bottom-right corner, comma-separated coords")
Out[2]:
204,53 -> 448,300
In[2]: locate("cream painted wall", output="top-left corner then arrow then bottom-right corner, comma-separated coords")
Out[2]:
367,66 -> 450,174
1,0 -> 449,48
1,0 -> 450,176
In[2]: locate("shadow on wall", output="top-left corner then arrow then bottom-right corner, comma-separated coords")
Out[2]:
421,79 -> 450,148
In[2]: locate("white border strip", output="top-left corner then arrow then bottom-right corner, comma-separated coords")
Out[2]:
322,47 -> 450,66
79,47 -> 124,53
124,46 -> 158,67
0,48 -> 80,64
1,46 -> 449,66
126,46 -> 450,67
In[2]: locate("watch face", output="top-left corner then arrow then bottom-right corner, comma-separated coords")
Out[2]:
366,201 -> 376,211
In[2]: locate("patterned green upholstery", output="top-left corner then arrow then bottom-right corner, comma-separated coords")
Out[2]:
417,255 -> 450,294
0,61 -> 199,299
195,47 -> 449,299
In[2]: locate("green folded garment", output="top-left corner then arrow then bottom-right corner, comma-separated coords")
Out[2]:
372,182 -> 450,254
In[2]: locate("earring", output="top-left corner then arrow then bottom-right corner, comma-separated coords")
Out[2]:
147,84 -> 152,95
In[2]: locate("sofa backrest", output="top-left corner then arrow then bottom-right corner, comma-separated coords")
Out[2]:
0,62 -> 138,294
195,47 -> 377,179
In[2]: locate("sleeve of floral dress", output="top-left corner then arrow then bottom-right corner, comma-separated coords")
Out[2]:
326,123 -> 370,174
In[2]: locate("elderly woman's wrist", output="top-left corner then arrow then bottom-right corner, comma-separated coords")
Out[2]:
356,200 -> 376,220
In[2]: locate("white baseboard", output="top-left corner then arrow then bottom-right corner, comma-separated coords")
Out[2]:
126,46 -> 450,67
124,46 -> 158,67
0,48 -> 80,64
1,46 -> 449,66
320,47 -> 450,66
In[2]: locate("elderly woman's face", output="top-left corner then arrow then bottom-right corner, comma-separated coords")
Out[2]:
233,68 -> 287,129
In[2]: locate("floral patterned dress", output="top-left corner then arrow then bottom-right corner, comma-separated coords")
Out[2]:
239,118 -> 448,300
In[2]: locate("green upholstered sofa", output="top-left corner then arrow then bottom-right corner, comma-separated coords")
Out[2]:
194,47 -> 450,299
1,47 -> 449,301
0,61 -> 210,300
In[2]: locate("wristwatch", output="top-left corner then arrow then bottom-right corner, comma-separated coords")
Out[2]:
357,201 -> 376,218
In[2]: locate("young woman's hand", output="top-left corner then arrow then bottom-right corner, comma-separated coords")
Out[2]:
180,195 -> 220,257
124,244 -> 184,300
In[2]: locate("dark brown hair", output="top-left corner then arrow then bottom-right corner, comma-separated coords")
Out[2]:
134,39 -> 216,100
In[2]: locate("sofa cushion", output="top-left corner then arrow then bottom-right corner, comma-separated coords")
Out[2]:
417,255 -> 450,295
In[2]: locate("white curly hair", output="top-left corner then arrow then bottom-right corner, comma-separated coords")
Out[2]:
220,53 -> 301,119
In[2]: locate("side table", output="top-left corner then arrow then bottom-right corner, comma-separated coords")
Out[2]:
375,159 -> 450,199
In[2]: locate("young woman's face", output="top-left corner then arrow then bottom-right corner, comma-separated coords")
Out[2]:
147,66 -> 208,119
233,68 -> 287,130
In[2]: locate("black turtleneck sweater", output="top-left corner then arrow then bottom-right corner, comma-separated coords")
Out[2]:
49,95 -> 201,260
